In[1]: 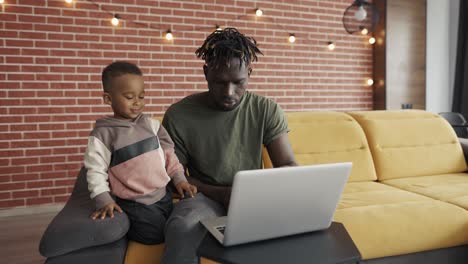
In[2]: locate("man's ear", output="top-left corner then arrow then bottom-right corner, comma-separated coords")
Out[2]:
248,67 -> 253,77
103,92 -> 112,105
203,64 -> 208,81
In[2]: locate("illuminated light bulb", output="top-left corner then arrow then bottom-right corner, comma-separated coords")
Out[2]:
0,0 -> 5,3
111,15 -> 119,26
367,78 -> 374,86
354,5 -> 367,21
368,37 -> 376,44
327,41 -> 336,51
361,27 -> 368,35
165,30 -> 173,41
65,0 -> 73,3
288,34 -> 296,43
255,8 -> 263,17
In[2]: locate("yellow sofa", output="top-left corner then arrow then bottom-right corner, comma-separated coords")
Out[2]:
125,110 -> 468,264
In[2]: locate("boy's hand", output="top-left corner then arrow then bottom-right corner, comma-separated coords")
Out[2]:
176,181 -> 197,199
90,202 -> 123,220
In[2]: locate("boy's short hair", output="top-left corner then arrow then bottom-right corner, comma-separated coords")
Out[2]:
102,61 -> 142,92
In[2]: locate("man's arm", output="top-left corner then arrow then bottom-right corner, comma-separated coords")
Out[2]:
177,163 -> 230,209
186,176 -> 231,209
187,132 -> 298,208
266,133 -> 298,167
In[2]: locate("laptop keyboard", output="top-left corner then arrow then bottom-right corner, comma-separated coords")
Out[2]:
216,226 -> 226,234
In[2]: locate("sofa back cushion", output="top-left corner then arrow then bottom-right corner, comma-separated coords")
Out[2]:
264,111 -> 377,182
348,110 -> 467,181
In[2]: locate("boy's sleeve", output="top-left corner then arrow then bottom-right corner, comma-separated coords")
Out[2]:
84,136 -> 114,209
155,121 -> 187,186
263,99 -> 289,145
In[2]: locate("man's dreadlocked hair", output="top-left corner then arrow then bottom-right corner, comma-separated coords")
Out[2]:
195,28 -> 263,69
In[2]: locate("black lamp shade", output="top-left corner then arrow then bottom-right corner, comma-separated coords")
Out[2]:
343,0 -> 379,34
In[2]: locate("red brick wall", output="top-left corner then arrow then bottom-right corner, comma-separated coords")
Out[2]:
0,0 -> 373,209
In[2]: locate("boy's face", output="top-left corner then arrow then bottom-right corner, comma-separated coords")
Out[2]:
204,57 -> 249,111
103,74 -> 145,120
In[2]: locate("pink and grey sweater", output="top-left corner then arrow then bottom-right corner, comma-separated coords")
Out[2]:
84,114 -> 186,209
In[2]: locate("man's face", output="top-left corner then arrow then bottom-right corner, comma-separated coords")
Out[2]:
204,58 -> 249,111
103,74 -> 145,120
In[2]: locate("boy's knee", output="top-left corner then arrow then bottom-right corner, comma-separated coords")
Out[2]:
128,225 -> 165,245
127,216 -> 166,245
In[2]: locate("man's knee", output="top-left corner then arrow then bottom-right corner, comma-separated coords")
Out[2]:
165,194 -> 224,236
165,209 -> 200,236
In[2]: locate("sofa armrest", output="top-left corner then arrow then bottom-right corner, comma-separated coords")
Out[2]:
39,167 -> 130,258
45,237 -> 128,264
459,138 -> 468,164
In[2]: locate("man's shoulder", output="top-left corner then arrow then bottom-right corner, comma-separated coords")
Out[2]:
165,93 -> 205,115
163,93 -> 207,128
246,91 -> 276,104
244,91 -> 280,113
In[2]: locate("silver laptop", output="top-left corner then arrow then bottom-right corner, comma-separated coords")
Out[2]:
200,162 -> 352,246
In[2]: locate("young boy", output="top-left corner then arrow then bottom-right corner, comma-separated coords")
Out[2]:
84,61 -> 197,245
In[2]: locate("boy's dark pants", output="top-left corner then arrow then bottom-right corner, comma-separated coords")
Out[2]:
116,190 -> 173,245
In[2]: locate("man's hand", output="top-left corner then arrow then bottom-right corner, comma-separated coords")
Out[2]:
188,177 -> 231,209
222,187 -> 232,210
90,202 -> 123,220
176,181 -> 197,198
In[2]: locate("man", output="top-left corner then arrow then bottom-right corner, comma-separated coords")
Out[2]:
162,28 -> 297,264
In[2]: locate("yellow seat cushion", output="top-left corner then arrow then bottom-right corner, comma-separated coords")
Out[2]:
348,110 -> 467,181
383,173 -> 468,210
335,182 -> 468,259
337,181 -> 425,210
124,241 -> 219,264
266,112 -> 377,182
124,241 -> 165,264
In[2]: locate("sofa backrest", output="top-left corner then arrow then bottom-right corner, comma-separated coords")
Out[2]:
348,110 -> 467,181
264,111 -> 377,182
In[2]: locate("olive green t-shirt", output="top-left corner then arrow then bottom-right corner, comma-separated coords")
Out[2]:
162,91 -> 288,186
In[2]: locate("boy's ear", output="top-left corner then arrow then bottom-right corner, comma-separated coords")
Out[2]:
103,92 -> 112,105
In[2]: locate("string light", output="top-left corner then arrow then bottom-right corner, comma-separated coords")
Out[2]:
360,27 -> 368,35
368,37 -> 376,44
165,30 -> 173,40
367,78 -> 374,86
354,6 -> 367,21
111,15 -> 120,26
255,8 -> 263,17
57,1 -> 350,49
